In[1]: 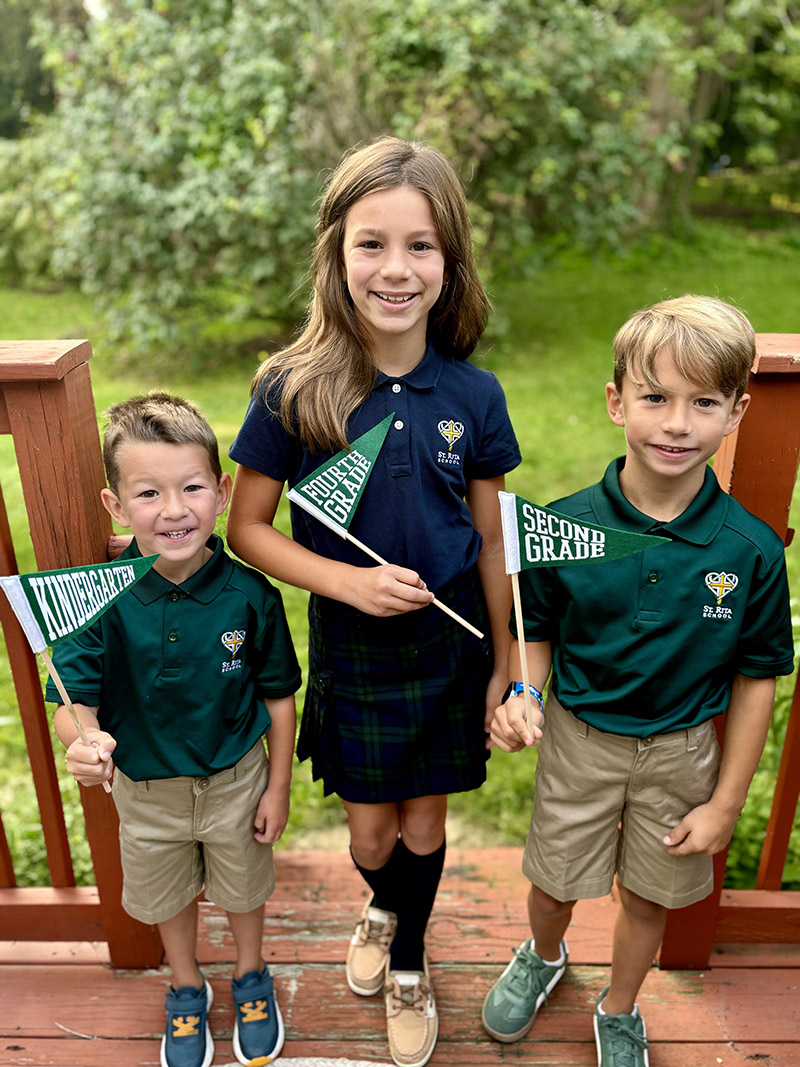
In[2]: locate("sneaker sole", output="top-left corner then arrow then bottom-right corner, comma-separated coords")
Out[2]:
346,970 -> 385,996
481,960 -> 566,1043
233,998 -> 284,1066
593,1011 -> 649,1066
160,980 -> 214,1067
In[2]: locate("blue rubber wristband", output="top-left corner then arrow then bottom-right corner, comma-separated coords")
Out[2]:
510,681 -> 543,708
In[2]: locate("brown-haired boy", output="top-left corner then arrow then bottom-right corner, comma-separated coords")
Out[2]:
50,393 -> 301,1067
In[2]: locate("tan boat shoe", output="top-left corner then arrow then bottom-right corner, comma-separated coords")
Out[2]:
345,898 -> 398,996
384,954 -> 438,1067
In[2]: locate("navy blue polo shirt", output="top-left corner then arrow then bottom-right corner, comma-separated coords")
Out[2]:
515,459 -> 794,736
46,536 -> 302,780
230,344 -> 521,590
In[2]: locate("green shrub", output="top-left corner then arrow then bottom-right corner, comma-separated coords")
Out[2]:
7,0 -> 685,360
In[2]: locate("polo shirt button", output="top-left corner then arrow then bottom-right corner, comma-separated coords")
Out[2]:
394,420 -> 404,430
168,630 -> 179,642
169,591 -> 180,602
391,383 -> 402,393
648,571 -> 659,583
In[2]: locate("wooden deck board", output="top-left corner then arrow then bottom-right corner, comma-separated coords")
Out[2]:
6,1039 -> 800,1067
2,848 -> 798,1066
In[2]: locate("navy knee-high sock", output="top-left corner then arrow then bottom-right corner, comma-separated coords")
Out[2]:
389,837 -> 446,973
350,840 -> 403,914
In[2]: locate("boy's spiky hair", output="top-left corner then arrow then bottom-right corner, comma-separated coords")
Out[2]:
103,392 -> 222,494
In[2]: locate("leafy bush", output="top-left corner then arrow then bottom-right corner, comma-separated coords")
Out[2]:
694,162 -> 800,226
0,134 -> 57,282
5,0 -> 686,359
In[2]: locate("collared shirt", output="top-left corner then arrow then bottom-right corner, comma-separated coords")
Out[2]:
46,536 -> 301,780
516,459 -> 794,736
230,343 -> 521,591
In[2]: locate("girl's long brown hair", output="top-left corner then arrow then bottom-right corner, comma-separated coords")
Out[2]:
252,137 -> 489,453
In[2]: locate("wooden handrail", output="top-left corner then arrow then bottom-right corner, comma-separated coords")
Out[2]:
0,482 -> 74,888
660,333 -> 800,968
0,340 -> 162,967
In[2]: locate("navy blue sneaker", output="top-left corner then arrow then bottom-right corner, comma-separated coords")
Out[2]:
160,978 -> 214,1067
232,962 -> 284,1065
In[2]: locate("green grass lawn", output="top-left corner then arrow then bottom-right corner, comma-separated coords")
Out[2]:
1,218 -> 798,885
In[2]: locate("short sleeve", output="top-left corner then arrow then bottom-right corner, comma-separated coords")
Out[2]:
736,546 -> 795,678
229,380 -> 303,485
511,567 -> 560,643
250,583 -> 302,698
464,372 -> 521,480
45,623 -> 105,706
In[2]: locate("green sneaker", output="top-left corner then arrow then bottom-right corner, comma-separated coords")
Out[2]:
593,986 -> 650,1066
481,938 -> 567,1043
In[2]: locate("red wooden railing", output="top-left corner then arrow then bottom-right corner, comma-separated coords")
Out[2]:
660,335 -> 800,967
0,340 -> 162,967
0,337 -> 797,970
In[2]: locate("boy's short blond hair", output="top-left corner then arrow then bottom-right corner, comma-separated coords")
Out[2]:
103,392 -> 222,495
613,295 -> 755,401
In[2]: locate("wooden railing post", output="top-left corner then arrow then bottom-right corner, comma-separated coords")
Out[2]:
660,334 -> 800,968
0,340 -> 162,967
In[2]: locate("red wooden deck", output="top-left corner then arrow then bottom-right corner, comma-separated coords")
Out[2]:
2,847 -> 798,1067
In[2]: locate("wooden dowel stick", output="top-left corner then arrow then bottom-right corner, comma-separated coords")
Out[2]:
511,572 -> 533,732
346,532 -> 485,640
40,648 -> 112,793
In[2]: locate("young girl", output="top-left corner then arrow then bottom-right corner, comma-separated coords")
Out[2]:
227,136 -> 520,1067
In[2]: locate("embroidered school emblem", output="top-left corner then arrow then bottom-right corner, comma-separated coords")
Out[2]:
438,420 -> 464,452
704,572 -> 739,605
221,629 -> 245,656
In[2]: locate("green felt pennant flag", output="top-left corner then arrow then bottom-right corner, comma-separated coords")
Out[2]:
0,554 -> 159,653
286,413 -> 393,537
498,491 -> 669,573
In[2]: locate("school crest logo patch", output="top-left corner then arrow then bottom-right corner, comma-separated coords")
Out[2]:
221,629 -> 245,656
704,572 -> 738,604
438,420 -> 464,452
702,571 -> 738,622
437,419 -> 464,468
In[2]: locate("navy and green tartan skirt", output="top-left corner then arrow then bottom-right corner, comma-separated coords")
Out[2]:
297,566 -> 493,803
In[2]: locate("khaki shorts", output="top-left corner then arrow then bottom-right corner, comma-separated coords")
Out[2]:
523,694 -> 721,909
113,740 -> 276,925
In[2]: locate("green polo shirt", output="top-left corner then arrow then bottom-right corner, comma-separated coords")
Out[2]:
46,535 -> 301,780
515,459 -> 794,737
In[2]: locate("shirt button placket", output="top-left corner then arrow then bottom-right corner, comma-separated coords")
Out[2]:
165,593 -> 181,667
388,382 -> 411,474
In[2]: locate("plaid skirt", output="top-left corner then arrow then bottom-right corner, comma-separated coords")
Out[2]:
297,566 -> 493,803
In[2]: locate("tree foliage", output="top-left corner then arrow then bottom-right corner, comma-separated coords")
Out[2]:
0,0 -> 87,137
1,0 -> 798,358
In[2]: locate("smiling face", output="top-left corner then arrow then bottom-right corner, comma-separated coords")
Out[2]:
341,185 -> 446,370
606,349 -> 749,498
100,441 -> 231,584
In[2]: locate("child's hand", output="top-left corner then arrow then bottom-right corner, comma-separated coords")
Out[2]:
662,799 -> 739,856
65,731 -> 116,786
345,564 -> 435,617
484,670 -> 510,735
253,785 -> 290,844
488,696 -> 543,752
